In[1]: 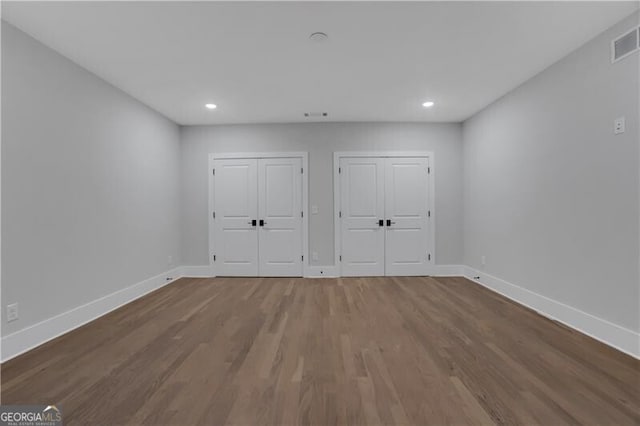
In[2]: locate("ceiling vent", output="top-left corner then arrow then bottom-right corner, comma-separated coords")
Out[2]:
612,26 -> 639,63
304,112 -> 328,118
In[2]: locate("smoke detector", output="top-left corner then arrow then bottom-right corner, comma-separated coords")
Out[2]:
309,32 -> 328,42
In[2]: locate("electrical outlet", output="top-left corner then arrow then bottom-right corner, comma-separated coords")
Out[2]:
167,255 -> 173,266
312,251 -> 319,261
481,256 -> 486,266
614,116 -> 625,134
7,303 -> 18,322
311,205 -> 319,214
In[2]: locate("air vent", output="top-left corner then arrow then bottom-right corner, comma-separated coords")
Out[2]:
304,112 -> 328,118
612,26 -> 639,63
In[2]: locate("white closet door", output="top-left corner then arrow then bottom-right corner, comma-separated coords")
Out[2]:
340,157 -> 385,276
384,157 -> 431,276
213,158 -> 258,276
258,158 -> 303,276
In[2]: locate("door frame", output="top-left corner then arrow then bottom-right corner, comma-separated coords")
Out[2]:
209,152 -> 309,277
333,151 -> 436,276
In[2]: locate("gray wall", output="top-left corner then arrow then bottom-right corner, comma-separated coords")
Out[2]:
1,23 -> 182,336
4,9 -> 636,349
180,122 -> 464,267
463,12 -> 639,332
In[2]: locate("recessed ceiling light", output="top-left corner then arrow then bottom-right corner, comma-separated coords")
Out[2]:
309,32 -> 328,42
422,101 -> 435,108
205,103 -> 217,110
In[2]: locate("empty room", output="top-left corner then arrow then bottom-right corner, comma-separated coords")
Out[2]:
0,1 -> 638,425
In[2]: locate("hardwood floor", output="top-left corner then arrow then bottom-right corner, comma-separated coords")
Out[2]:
1,276 -> 638,425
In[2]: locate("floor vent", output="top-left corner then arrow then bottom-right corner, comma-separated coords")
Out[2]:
612,26 -> 639,63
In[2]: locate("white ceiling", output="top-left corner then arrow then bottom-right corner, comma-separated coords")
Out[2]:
3,1 -> 638,125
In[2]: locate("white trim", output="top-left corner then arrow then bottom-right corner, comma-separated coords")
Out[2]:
178,264 -> 458,279
181,265 -> 215,278
334,151 -> 436,159
463,266 -> 640,359
3,265 -> 636,362
301,155 -> 310,277
208,152 -> 310,277
433,264 -> 464,276
333,151 -> 436,277
333,154 -> 341,272
211,152 -> 307,160
305,265 -> 339,278
1,267 -> 182,362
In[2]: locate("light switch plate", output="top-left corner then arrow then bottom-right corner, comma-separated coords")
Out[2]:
311,205 -> 319,214
614,116 -> 625,134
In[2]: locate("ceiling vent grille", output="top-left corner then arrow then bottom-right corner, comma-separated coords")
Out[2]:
612,26 -> 639,63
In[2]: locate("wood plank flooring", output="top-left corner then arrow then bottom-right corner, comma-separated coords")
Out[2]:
1,276 -> 638,425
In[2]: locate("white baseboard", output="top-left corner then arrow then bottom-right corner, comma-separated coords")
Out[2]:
1,267 -> 182,362
180,265 -> 215,278
179,264 -> 341,278
3,264 -> 636,362
178,264 -> 464,278
305,265 -> 339,278
305,264 -> 463,278
462,266 -> 640,359
433,264 -> 464,276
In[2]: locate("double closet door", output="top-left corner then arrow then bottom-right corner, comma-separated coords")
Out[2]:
213,157 -> 303,277
340,156 -> 432,276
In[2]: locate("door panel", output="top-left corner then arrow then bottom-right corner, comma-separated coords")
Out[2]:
258,158 -> 303,276
340,157 -> 385,276
384,157 -> 431,275
213,159 -> 259,276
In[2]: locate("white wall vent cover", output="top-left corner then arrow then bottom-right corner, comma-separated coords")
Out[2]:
612,26 -> 639,63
